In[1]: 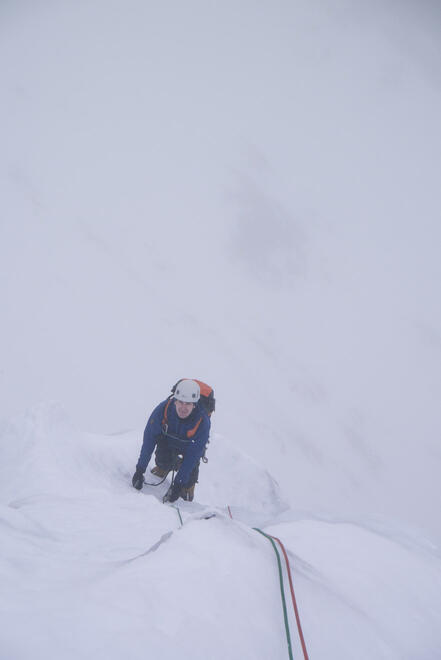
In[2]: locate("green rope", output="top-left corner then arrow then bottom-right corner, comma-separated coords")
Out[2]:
173,505 -> 183,527
254,528 -> 294,660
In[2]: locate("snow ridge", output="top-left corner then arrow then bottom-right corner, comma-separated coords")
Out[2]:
1,405 -> 441,659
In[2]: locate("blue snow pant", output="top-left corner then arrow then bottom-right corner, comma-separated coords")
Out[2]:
154,436 -> 200,487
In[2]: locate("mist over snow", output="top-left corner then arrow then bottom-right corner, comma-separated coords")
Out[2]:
1,2 -> 441,658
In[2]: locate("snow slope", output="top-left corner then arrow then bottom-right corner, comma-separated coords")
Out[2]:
1,404 -> 441,659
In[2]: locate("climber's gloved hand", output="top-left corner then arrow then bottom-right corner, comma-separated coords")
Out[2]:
132,469 -> 144,490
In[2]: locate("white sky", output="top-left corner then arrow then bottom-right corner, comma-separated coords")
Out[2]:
1,0 -> 441,541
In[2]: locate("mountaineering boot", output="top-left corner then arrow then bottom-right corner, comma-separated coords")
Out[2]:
151,465 -> 170,478
180,484 -> 195,501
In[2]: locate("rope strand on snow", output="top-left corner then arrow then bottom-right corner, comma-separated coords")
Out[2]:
270,534 -> 310,660
173,505 -> 183,526
254,528 -> 294,660
227,506 -> 309,660
142,486 -> 307,658
143,473 -> 168,486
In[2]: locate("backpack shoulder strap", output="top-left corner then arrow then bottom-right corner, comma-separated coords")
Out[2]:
162,397 -> 172,426
186,417 -> 203,439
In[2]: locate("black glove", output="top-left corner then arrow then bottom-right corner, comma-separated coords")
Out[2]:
163,483 -> 180,503
132,469 -> 144,490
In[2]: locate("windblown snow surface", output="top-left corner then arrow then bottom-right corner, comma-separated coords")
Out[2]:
1,403 -> 440,660
1,1 -> 441,658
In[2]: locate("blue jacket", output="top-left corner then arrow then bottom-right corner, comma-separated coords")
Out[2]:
136,398 -> 210,488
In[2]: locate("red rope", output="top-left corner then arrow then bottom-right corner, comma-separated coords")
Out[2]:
227,506 -> 309,660
270,534 -> 309,660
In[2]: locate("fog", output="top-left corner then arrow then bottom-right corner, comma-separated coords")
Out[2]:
1,0 -> 441,546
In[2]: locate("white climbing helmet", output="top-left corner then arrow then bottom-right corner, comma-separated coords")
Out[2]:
173,379 -> 200,403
